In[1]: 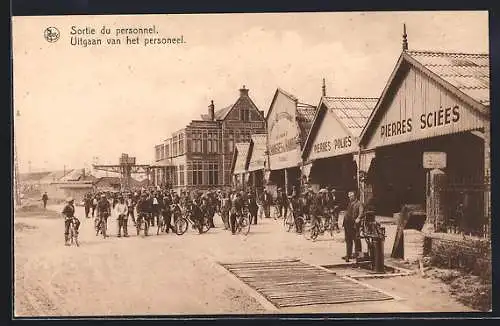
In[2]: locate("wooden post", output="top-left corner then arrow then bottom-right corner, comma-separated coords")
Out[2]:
484,124 -> 491,237
424,168 -> 447,233
284,168 -> 288,195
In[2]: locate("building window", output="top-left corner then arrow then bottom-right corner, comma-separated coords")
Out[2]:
179,165 -> 184,186
172,136 -> 179,156
208,163 -> 218,185
172,166 -> 178,186
207,132 -> 218,153
179,133 -> 185,154
240,108 -> 250,121
225,130 -> 235,153
192,162 -> 203,185
202,131 -> 208,154
165,143 -> 170,158
155,146 -> 161,161
191,131 -> 202,153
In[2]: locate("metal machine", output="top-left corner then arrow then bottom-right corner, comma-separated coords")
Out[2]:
93,153 -> 150,191
358,210 -> 386,273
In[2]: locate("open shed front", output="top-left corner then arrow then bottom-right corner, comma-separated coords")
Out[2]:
359,50 -> 489,236
367,131 -> 485,233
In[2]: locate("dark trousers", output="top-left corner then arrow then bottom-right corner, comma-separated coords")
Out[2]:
230,212 -> 237,234
117,215 -> 128,236
64,218 -> 81,241
162,210 -> 175,233
152,206 -> 160,226
91,205 -> 97,217
250,206 -> 258,224
43,200 -> 47,209
84,205 -> 90,218
127,207 -> 136,224
208,208 -> 216,227
279,204 -> 288,218
344,222 -> 362,258
263,205 -> 271,218
221,209 -> 230,229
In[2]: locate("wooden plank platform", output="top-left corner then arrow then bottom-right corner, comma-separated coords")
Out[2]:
220,259 -> 393,308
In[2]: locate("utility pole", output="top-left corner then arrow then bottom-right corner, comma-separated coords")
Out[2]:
14,110 -> 22,207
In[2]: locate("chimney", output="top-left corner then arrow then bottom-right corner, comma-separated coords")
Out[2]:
239,85 -> 249,97
208,100 -> 215,121
402,23 -> 408,51
322,78 -> 326,97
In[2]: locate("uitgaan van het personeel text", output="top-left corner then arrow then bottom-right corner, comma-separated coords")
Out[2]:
69,25 -> 186,47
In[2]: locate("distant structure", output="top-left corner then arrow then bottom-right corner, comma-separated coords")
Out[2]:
151,85 -> 266,191
93,153 -> 150,190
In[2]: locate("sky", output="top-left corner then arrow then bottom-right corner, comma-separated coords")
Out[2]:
12,11 -> 489,173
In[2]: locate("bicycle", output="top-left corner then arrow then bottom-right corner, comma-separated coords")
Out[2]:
136,213 -> 151,236
175,205 -> 211,235
67,217 -> 79,247
284,211 -> 305,234
95,213 -> 108,239
303,214 -> 335,241
171,204 -> 188,235
233,207 -> 251,235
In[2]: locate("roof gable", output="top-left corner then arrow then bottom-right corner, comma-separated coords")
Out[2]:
265,88 -> 299,122
359,50 -> 490,147
302,97 -> 377,159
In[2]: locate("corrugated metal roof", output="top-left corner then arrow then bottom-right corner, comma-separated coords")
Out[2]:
248,134 -> 267,171
406,51 -> 490,106
233,142 -> 250,174
322,97 -> 378,137
296,104 -> 317,146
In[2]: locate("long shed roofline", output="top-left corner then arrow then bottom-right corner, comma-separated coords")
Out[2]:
358,50 -> 490,147
301,96 -> 378,159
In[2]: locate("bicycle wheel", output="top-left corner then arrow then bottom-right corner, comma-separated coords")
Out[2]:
175,217 -> 188,235
303,222 -> 313,240
157,218 -> 163,235
136,219 -> 141,235
72,225 -> 79,247
240,213 -> 251,235
95,219 -> 100,236
310,224 -> 319,240
196,217 -> 209,234
295,216 -> 305,234
101,219 -> 107,239
285,214 -> 294,232
144,218 -> 149,236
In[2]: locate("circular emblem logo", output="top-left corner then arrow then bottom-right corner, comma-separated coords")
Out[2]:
44,27 -> 60,43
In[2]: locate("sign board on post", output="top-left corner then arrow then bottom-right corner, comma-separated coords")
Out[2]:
423,152 -> 446,169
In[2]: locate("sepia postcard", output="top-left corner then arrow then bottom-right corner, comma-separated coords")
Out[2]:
12,11 -> 491,317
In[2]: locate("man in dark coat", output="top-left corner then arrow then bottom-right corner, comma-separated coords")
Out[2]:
342,191 -> 364,262
62,197 -> 80,246
42,192 -> 49,209
84,193 -> 92,218
262,189 -> 272,219
247,191 -> 258,225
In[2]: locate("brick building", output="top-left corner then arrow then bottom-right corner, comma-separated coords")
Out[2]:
151,86 -> 266,190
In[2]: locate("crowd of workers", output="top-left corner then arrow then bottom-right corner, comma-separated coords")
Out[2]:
60,185 -> 367,262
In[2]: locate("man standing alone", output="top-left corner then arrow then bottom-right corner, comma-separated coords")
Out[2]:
342,191 -> 364,262
41,192 -> 49,209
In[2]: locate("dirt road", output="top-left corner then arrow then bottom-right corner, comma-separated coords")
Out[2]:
14,205 -> 472,316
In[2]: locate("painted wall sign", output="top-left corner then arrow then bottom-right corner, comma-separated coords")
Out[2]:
268,91 -> 301,170
366,66 -> 486,149
423,151 -> 447,169
306,107 -> 357,161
